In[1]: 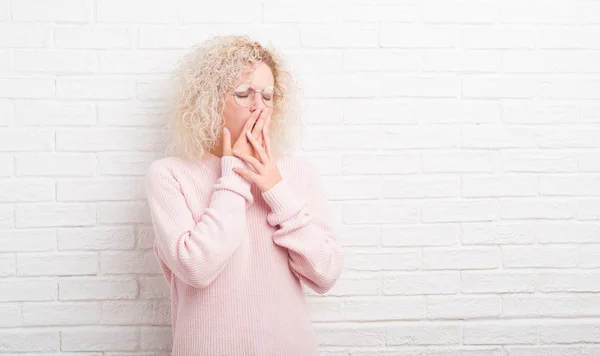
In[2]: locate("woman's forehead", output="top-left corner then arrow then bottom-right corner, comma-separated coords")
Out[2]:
237,63 -> 274,89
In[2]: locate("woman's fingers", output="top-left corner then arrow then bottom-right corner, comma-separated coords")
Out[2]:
222,127 -> 232,156
233,166 -> 260,183
263,115 -> 272,158
233,150 -> 263,173
246,130 -> 268,164
252,110 -> 267,144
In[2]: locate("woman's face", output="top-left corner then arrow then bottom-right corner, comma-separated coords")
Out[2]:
222,62 -> 275,143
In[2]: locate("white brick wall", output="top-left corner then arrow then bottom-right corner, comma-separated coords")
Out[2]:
1,0 -> 600,354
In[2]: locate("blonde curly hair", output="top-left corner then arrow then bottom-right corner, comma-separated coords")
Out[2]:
166,35 -> 302,160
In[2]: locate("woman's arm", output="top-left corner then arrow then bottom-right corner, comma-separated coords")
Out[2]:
261,162 -> 343,294
145,156 -> 252,289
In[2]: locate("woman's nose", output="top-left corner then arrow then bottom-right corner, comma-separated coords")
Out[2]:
251,92 -> 267,111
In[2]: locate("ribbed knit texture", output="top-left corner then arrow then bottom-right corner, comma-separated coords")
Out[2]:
145,153 -> 344,356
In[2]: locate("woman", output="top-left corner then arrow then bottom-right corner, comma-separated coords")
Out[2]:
145,36 -> 344,355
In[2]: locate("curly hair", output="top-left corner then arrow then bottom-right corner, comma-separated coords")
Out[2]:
165,35 -> 303,160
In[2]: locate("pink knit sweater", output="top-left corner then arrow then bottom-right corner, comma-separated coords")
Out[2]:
145,153 -> 344,356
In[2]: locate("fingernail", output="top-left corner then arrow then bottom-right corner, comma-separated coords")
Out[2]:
233,150 -> 239,155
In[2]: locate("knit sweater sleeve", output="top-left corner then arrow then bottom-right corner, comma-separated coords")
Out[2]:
145,156 -> 253,289
261,159 -> 343,294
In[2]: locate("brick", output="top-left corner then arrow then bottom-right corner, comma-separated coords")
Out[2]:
461,25 -> 536,49
0,229 -> 54,252
326,273 -> 382,296
463,321 -> 537,344
500,198 -> 575,220
15,50 -> 97,74
60,326 -> 139,351
502,246 -> 578,268
343,153 -> 420,175
0,178 -> 54,202
16,203 -> 96,228
423,50 -> 501,72
344,201 -> 419,224
264,2 -> 342,23
505,346 -> 600,356
462,77 -> 537,98
100,250 -> 161,275
58,227 -> 135,251
14,100 -> 95,126
461,222 -> 538,245
54,26 -> 131,49
422,199 -> 500,223
0,78 -> 54,98
12,0 -> 93,22
382,126 -> 460,149
0,254 -> 15,276
419,100 -> 501,124
345,297 -> 426,321
501,150 -> 578,172
461,175 -> 538,197
345,248 -> 421,271
0,154 -> 13,176
17,253 -> 98,276
179,1 -> 259,23
97,202 -> 151,224
344,2 -> 419,22
335,225 -> 380,247
323,176 -> 382,200
97,102 -> 168,127
57,178 -> 146,202
0,303 -> 20,327
427,296 -> 501,319
387,323 -> 461,345
0,279 -> 57,302
301,73 -> 379,99
301,24 -> 378,48
382,224 -> 460,247
538,26 -> 600,49
0,204 -> 14,228
302,99 -> 343,124
541,174 -> 600,196
99,51 -> 182,74
101,300 -> 170,326
538,321 -> 600,343
461,272 -> 536,294
0,127 -> 55,152
423,0 -> 496,23
342,99 -> 420,125
503,294 -> 600,317
540,79 -> 600,99
537,127 -> 600,148
0,24 -> 50,48
56,77 -> 134,100
16,153 -> 96,176
384,176 -> 460,198
138,276 -> 169,299
343,50 -> 421,72
384,272 -> 460,295
423,247 -> 500,270
97,0 -> 176,23
423,150 -> 498,173
59,277 -> 138,300
0,330 -> 59,352
140,327 -> 172,351
22,302 -> 101,325
316,324 -> 386,346
380,24 -> 459,48
56,128 -> 164,152
503,51 -> 581,73
539,272 -> 600,292
381,76 -> 460,98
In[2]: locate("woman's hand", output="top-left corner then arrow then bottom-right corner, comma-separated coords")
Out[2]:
222,108 -> 267,158
232,115 -> 283,193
